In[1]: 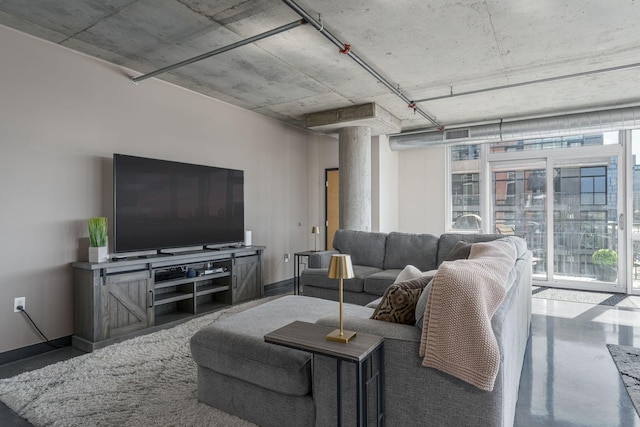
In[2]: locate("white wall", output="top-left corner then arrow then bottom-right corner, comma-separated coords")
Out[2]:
372,135 -> 399,232
398,146 -> 448,234
0,26 -> 335,353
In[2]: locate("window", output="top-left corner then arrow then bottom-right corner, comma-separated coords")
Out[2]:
451,173 -> 480,230
448,132 -> 623,290
580,166 -> 607,205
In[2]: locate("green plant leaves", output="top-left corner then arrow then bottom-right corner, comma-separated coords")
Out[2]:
88,217 -> 107,247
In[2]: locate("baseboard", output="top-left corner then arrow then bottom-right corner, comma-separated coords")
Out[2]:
264,278 -> 294,293
0,336 -> 72,366
1,282 -> 293,365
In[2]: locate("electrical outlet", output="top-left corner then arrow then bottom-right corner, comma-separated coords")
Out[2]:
284,253 -> 290,263
14,297 -> 25,313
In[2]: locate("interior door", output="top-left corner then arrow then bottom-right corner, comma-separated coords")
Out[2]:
326,168 -> 339,249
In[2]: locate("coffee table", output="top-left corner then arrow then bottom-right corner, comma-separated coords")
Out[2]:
264,320 -> 384,426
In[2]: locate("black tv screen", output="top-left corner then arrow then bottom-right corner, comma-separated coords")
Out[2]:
113,154 -> 244,253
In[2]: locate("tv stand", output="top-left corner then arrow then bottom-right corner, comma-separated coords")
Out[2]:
72,246 -> 265,352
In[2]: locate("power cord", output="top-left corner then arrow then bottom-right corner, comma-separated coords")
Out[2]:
17,306 -> 64,349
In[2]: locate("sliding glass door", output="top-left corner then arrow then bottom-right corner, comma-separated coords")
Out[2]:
488,139 -> 624,292
550,157 -> 622,290
630,130 -> 640,294
491,161 -> 548,281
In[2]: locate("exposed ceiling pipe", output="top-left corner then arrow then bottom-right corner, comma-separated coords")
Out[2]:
413,61 -> 640,103
280,0 -> 444,131
388,105 -> 640,151
131,19 -> 306,84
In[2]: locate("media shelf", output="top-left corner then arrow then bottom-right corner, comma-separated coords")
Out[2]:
197,283 -> 230,296
72,246 -> 265,352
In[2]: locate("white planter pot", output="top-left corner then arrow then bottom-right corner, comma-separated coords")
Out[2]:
89,246 -> 109,263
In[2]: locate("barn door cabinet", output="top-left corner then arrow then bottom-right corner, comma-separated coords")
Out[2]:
231,254 -> 261,303
72,246 -> 264,352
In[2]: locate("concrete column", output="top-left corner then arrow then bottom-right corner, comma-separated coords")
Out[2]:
338,126 -> 371,231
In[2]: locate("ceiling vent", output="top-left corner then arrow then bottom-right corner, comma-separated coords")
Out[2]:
444,129 -> 470,140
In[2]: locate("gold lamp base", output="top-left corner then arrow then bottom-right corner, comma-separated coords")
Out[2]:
326,329 -> 357,343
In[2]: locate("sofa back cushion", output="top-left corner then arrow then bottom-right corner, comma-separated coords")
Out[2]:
436,233 -> 503,266
333,229 -> 388,268
383,232 -> 439,271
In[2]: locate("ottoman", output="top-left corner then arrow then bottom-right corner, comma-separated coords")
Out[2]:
190,295 -> 340,427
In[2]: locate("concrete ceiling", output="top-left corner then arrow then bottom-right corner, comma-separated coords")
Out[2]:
2,0 -> 640,133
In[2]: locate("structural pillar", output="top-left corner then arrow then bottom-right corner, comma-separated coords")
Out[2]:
338,126 -> 371,231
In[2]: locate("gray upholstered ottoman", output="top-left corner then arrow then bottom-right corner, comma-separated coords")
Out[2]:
190,295 -> 339,427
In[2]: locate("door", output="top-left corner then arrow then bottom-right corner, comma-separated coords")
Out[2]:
326,168 -> 339,249
551,158 -> 622,290
491,161 -> 548,281
491,150 -> 624,292
629,129 -> 640,294
232,255 -> 261,303
102,270 -> 153,339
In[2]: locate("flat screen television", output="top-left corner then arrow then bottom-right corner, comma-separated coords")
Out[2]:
113,154 -> 244,253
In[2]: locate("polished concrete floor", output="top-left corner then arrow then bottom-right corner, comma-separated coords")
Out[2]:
1,296 -> 639,426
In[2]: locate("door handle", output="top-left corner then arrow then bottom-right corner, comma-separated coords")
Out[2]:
619,213 -> 625,231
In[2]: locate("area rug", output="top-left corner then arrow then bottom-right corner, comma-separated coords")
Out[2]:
532,286 -> 640,308
0,298 -> 283,427
607,344 -> 640,417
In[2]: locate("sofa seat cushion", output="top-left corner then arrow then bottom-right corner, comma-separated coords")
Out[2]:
302,265 -> 382,293
190,295 -> 338,396
364,269 -> 400,296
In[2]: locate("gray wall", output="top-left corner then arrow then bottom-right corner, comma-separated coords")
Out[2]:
0,25 -> 337,353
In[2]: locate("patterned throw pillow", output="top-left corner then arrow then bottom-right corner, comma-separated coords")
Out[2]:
371,275 -> 432,324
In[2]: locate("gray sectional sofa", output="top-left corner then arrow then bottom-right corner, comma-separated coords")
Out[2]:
301,229 -> 510,305
190,231 -> 532,427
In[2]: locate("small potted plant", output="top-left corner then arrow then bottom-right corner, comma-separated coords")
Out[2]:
592,248 -> 617,282
88,217 -> 108,263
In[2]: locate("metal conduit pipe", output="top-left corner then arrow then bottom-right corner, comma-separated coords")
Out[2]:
281,0 -> 444,130
413,62 -> 640,103
131,19 -> 306,84
388,105 -> 640,151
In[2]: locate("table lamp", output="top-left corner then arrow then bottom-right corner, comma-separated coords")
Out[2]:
311,226 -> 320,251
326,254 -> 356,343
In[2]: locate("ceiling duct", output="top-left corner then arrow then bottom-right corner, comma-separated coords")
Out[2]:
389,106 -> 640,151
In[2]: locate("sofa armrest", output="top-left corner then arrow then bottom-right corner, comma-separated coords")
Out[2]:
308,250 -> 339,268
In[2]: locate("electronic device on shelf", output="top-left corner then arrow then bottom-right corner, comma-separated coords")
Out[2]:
113,153 -> 245,255
155,267 -> 186,282
203,267 -> 226,275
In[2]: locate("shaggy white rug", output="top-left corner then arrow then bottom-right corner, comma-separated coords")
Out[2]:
0,298 -> 282,426
608,344 -> 640,418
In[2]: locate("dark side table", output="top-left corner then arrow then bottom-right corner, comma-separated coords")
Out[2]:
264,321 -> 384,426
294,250 -> 317,295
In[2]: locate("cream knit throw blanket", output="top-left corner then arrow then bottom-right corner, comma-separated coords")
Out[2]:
419,240 -> 517,391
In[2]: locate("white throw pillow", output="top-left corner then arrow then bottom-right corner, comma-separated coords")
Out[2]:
394,265 -> 423,284
415,279 -> 434,329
